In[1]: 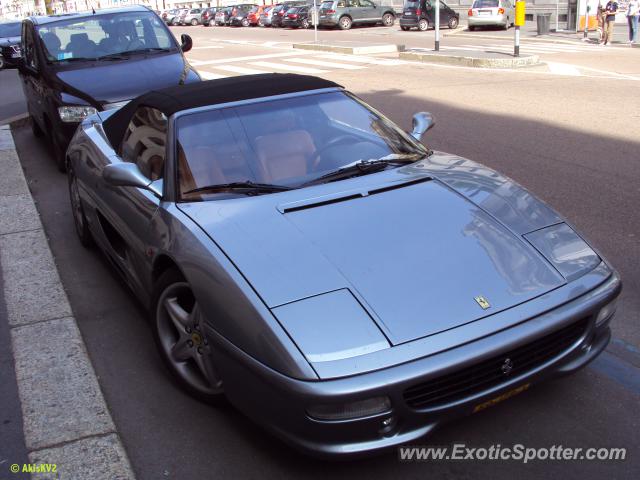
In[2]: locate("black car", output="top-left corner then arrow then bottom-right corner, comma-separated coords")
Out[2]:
400,0 -> 459,31
0,21 -> 22,70
271,1 -> 308,28
282,6 -> 312,28
201,7 -> 218,26
229,4 -> 257,26
17,6 -> 198,171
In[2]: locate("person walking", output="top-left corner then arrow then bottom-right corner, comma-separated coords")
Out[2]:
597,0 -> 608,43
602,0 -> 619,45
627,0 -> 640,44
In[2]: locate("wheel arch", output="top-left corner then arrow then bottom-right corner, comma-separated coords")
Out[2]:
152,253 -> 186,286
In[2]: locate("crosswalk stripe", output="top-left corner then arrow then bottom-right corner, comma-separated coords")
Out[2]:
190,50 -> 315,66
213,65 -> 270,75
198,71 -> 229,79
249,61 -> 328,74
284,57 -> 366,69
547,62 -> 582,76
315,53 -> 406,65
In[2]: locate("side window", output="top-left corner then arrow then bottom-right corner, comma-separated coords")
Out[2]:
360,0 -> 374,6
337,2 -> 347,8
121,107 -> 167,181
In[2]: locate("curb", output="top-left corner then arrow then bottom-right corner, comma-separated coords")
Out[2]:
399,50 -> 540,68
293,42 -> 405,54
443,31 -> 585,45
0,125 -> 136,480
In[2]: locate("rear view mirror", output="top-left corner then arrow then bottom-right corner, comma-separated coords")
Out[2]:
103,162 -> 161,197
180,34 -> 193,53
411,112 -> 435,141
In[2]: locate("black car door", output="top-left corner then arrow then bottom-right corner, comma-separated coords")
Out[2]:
20,23 -> 46,131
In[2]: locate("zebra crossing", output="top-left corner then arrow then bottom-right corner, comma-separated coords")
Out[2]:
193,51 -> 406,79
441,41 -> 609,56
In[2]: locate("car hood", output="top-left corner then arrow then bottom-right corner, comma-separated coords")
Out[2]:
0,36 -> 20,47
55,53 -> 190,105
179,156 -> 566,346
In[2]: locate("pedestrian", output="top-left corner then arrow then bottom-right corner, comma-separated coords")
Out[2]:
602,0 -> 619,45
597,0 -> 608,43
628,0 -> 640,43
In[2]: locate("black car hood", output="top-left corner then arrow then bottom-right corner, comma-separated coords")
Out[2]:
0,36 -> 20,47
55,53 -> 190,105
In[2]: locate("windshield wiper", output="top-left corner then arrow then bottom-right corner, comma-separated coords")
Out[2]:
183,181 -> 293,196
301,153 -> 425,187
98,48 -> 172,60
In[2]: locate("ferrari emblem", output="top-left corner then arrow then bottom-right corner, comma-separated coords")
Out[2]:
475,296 -> 491,310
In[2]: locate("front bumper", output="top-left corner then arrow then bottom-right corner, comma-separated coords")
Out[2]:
206,267 -> 621,457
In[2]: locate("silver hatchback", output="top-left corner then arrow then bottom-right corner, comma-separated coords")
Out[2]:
467,0 -> 514,30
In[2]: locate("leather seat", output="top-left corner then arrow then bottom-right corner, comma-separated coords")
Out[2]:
254,130 -> 316,183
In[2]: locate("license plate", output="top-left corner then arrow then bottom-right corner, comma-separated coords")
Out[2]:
473,383 -> 530,413
478,10 -> 491,15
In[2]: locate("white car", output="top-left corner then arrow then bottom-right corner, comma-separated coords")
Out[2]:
467,0 -> 514,30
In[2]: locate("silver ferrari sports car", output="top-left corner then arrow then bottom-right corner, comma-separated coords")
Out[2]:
66,74 -> 621,457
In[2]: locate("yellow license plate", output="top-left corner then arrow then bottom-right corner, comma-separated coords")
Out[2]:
473,383 -> 530,413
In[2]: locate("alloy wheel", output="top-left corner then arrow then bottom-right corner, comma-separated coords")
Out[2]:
418,18 -> 429,31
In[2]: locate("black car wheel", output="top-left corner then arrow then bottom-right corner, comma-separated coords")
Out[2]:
382,13 -> 395,27
418,18 -> 429,31
191,18 -> 198,26
241,17 -> 250,27
468,25 -> 476,31
30,114 -> 44,138
152,270 -> 225,404
49,129 -> 67,173
68,164 -> 93,247
401,26 -> 409,31
448,16 -> 459,29
302,18 -> 310,29
338,15 -> 352,30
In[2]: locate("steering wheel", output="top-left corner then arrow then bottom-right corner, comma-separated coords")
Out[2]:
311,135 -> 361,170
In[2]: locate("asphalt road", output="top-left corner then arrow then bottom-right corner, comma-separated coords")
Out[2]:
4,23 -> 640,479
0,69 -> 26,124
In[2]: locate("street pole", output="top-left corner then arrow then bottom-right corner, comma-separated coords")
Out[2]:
583,4 -> 590,39
434,0 -> 440,51
514,1 -> 525,56
514,24 -> 520,56
313,0 -> 317,43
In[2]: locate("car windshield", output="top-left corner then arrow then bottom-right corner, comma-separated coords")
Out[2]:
175,91 -> 428,201
37,11 -> 174,63
0,22 -> 21,38
472,0 -> 499,7
404,1 -> 420,7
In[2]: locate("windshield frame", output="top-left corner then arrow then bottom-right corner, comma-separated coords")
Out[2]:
168,88 -> 429,203
35,11 -> 178,66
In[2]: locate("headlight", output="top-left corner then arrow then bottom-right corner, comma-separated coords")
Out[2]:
307,396 -> 391,421
524,223 -> 600,282
595,300 -> 617,327
58,106 -> 98,123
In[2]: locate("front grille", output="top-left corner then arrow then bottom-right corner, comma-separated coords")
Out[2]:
404,317 -> 590,410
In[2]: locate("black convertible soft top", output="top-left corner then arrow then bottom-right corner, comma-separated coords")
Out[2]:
103,73 -> 342,150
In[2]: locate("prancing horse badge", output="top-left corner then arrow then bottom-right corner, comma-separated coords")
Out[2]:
475,296 -> 491,310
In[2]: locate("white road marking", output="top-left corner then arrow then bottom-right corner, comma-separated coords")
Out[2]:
189,50 -> 315,66
214,64 -> 270,75
249,61 -> 328,73
547,62 -> 582,76
314,53 -> 407,65
192,45 -> 224,50
284,57 -> 366,69
198,71 -> 228,79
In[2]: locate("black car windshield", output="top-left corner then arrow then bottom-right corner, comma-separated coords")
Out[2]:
0,22 -> 21,38
176,91 -> 429,201
37,11 -> 174,63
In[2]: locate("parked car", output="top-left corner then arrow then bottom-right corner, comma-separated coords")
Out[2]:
271,2 -> 309,28
201,7 -> 218,26
0,20 -> 22,70
229,4 -> 256,27
170,8 -> 189,26
17,6 -> 198,171
215,7 -> 234,25
259,5 -> 276,26
66,72 -> 621,458
182,8 -> 204,26
247,5 -> 267,26
318,0 -> 396,30
467,0 -> 514,30
400,0 -> 459,31
162,9 -> 178,24
282,6 -> 313,28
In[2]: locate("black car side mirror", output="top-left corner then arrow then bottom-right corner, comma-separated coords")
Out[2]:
180,34 -> 193,53
411,112 -> 435,141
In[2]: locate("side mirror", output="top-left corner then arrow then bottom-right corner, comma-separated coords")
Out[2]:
180,34 -> 193,53
411,112 -> 435,141
103,162 -> 162,197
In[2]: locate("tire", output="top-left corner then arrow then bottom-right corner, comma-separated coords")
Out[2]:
152,270 -> 226,404
191,19 -> 198,26
382,13 -> 395,27
401,26 -> 409,31
302,18 -> 310,29
259,18 -> 264,26
503,18 -> 509,30
338,15 -> 352,30
468,25 -> 476,31
418,18 -> 429,31
51,131 -> 67,173
68,163 -> 93,247
448,16 -> 459,29
30,115 -> 44,138
241,17 -> 250,27
209,19 -> 215,26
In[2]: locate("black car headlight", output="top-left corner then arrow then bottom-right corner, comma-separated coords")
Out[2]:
58,106 -> 98,123
524,223 -> 601,282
